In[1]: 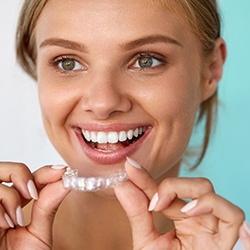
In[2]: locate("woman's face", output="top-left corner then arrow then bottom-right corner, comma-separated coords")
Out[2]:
35,0 -> 209,179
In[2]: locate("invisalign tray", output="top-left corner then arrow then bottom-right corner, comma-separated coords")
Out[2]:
62,167 -> 128,192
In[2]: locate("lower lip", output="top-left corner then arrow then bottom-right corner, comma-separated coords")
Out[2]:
75,128 -> 151,164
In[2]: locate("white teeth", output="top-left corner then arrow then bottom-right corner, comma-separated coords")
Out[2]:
90,131 -> 97,142
127,130 -> 133,140
84,131 -> 91,142
82,126 -> 146,144
133,128 -> 139,138
108,132 -> 118,143
119,131 -> 127,142
97,132 -> 108,143
139,127 -> 142,134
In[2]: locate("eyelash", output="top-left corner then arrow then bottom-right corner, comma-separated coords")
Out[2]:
50,56 -> 86,74
50,52 -> 166,74
131,52 -> 166,71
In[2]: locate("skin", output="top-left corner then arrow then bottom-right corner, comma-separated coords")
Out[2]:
239,222 -> 250,250
36,0 -> 210,179
0,0 -> 244,249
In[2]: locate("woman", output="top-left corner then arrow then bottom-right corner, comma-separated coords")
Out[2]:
0,0 -> 245,249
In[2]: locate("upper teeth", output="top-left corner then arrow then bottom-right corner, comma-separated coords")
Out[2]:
82,126 -> 146,144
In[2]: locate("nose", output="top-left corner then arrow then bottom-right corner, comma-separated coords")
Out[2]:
83,73 -> 132,119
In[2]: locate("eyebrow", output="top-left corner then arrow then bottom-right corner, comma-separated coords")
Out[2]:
39,35 -> 182,53
40,38 -> 88,52
120,35 -> 183,51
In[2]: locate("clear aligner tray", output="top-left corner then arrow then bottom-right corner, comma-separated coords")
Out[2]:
62,167 -> 128,192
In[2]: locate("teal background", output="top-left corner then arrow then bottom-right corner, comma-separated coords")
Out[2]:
180,0 -> 250,220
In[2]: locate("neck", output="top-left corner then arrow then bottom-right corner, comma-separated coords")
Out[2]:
53,163 -> 180,249
53,191 -> 132,249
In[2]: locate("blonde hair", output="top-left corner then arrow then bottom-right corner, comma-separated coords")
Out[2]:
16,0 -> 222,168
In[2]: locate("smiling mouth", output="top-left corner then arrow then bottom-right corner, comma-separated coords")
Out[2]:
82,126 -> 147,152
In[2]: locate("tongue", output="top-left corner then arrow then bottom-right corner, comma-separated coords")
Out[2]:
95,142 -> 127,151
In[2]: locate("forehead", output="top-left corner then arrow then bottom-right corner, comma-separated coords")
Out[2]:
35,0 -> 195,50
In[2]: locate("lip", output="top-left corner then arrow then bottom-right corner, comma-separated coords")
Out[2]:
74,125 -> 151,164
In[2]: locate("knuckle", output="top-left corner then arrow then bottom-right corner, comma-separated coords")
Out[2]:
0,184 -> 20,199
233,207 -> 245,222
14,162 -> 29,173
0,184 -> 21,206
196,177 -> 214,192
12,162 -> 31,179
160,177 -> 177,188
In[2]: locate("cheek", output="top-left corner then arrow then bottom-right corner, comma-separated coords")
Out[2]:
137,75 -> 201,177
142,77 -> 201,125
37,73 -> 78,132
38,83 -> 61,127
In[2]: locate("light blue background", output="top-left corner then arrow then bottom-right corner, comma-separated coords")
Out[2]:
180,1 -> 250,220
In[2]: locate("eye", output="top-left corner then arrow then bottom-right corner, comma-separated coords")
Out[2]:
133,54 -> 163,69
56,57 -> 86,71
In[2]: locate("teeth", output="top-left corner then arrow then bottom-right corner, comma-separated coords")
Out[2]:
127,130 -> 133,140
118,131 -> 127,142
108,132 -> 118,143
134,128 -> 139,138
82,127 -> 146,144
90,131 -> 97,142
85,131 -> 91,142
139,127 -> 143,134
97,132 -> 108,144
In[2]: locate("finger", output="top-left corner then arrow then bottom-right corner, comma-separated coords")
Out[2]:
181,193 -> 245,249
0,162 -> 35,200
0,204 -> 14,229
155,177 -> 215,212
114,180 -> 159,249
125,157 -> 158,199
32,165 -> 68,190
0,183 -> 24,226
125,158 -> 187,220
149,177 -> 215,220
27,165 -> 70,245
239,222 -> 250,250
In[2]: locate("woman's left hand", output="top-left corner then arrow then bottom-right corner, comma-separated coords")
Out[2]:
114,158 -> 245,250
239,222 -> 250,249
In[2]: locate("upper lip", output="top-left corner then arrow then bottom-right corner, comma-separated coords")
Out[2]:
82,126 -> 147,144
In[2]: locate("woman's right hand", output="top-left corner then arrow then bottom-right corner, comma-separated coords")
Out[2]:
0,162 -> 70,249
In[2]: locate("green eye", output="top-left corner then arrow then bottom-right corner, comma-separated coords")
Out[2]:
133,54 -> 162,69
138,56 -> 153,68
57,58 -> 85,71
61,59 -> 76,70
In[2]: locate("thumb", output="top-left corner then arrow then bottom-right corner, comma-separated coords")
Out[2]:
114,180 -> 159,249
27,166 -> 70,246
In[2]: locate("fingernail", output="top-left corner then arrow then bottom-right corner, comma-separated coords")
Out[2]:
51,164 -> 67,170
16,206 -> 24,227
126,157 -> 141,169
243,221 -> 250,236
148,192 -> 159,211
4,213 -> 14,228
27,179 -> 38,200
181,199 -> 198,213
